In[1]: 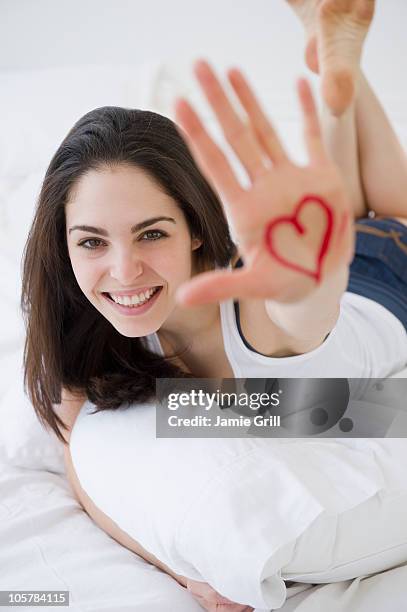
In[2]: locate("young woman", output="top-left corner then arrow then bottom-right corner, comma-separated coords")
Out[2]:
20,0 -> 406,610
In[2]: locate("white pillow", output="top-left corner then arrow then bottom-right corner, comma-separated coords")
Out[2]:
70,400 -> 407,610
0,348 -> 64,474
0,171 -> 44,262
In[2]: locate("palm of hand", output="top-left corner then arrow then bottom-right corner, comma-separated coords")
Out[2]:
175,61 -> 353,306
227,162 -> 352,303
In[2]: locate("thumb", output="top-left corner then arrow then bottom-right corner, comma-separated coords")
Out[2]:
176,268 -> 257,306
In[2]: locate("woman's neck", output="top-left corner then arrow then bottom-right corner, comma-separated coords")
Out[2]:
158,300 -> 220,354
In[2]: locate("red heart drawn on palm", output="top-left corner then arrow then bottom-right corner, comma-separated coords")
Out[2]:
264,195 -> 334,282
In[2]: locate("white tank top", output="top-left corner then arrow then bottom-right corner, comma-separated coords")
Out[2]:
144,292 -> 407,379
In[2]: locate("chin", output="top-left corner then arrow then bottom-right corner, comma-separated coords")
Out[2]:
107,313 -> 165,339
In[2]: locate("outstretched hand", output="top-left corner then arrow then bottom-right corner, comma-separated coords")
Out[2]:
174,60 -> 353,307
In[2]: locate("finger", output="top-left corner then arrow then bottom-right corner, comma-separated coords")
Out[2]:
175,98 -> 243,206
176,268 -> 270,306
296,77 -> 327,165
194,60 -> 268,181
227,67 -> 289,166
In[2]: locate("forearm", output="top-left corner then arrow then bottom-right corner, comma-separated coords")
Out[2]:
265,265 -> 349,349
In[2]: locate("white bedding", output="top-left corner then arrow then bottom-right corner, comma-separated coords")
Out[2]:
0,461 -> 202,612
1,62 -> 407,611
1,460 -> 407,612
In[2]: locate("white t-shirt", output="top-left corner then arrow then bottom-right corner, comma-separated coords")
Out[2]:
146,292 -> 407,379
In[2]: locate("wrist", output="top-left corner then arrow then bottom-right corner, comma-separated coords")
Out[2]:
265,265 -> 349,339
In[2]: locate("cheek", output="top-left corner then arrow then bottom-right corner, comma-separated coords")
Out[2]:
69,253 -> 102,296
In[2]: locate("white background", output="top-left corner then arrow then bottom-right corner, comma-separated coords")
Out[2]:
1,0 -> 406,108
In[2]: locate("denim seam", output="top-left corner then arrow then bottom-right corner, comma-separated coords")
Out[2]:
355,225 -> 407,255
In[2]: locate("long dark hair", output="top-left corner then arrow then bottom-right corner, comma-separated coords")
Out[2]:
21,106 -> 237,444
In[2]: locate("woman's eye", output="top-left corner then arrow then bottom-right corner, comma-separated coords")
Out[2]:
77,230 -> 167,250
78,238 -> 105,250
140,230 -> 167,241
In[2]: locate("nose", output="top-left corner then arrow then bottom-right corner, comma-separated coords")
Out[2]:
109,249 -> 144,286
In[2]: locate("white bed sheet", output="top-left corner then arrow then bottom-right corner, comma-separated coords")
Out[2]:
1,460 -> 407,612
0,461 -> 203,612
280,565 -> 407,612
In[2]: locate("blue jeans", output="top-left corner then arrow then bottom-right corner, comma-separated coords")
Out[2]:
347,217 -> 407,329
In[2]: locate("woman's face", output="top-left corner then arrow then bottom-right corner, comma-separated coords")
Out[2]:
65,164 -> 202,337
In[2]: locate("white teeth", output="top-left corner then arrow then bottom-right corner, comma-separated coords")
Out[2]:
109,287 -> 158,307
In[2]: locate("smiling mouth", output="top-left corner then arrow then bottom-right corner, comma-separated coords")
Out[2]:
102,286 -> 162,308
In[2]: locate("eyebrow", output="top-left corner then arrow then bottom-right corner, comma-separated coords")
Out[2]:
68,216 -> 176,236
